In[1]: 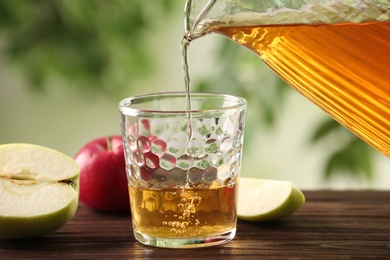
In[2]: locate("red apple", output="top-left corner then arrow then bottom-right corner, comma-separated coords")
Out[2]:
74,136 -> 130,213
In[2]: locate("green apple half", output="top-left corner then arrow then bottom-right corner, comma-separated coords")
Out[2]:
0,143 -> 80,239
238,177 -> 305,222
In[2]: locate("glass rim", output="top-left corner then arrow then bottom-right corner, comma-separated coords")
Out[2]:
119,92 -> 247,116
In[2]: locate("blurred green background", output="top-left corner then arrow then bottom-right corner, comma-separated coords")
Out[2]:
0,1 -> 388,189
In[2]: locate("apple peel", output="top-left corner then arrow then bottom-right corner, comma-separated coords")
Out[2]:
75,136 -> 130,213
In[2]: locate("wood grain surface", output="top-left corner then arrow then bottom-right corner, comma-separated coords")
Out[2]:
1,191 -> 390,259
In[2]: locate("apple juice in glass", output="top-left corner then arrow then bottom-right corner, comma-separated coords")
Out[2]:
184,0 -> 390,157
119,92 -> 246,248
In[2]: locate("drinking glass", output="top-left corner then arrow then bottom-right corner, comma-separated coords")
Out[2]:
119,92 -> 246,248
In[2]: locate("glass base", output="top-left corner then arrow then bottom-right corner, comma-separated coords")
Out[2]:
133,229 -> 236,248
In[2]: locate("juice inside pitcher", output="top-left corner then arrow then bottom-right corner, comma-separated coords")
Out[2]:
185,0 -> 390,157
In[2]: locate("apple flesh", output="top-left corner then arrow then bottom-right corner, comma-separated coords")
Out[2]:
237,178 -> 305,222
0,143 -> 80,239
75,136 -> 130,213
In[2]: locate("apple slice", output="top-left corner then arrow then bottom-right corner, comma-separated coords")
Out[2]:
0,143 -> 80,239
238,177 -> 305,222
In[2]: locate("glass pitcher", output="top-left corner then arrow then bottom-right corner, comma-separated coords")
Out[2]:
184,0 -> 390,157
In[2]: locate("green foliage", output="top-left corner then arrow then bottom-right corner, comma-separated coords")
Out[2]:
0,0 -> 176,97
310,118 -> 374,180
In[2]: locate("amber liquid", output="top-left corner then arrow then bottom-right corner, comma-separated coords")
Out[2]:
212,22 -> 390,157
129,184 -> 237,238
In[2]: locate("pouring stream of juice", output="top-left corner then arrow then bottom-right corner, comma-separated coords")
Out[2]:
181,35 -> 193,139
183,0 -> 390,157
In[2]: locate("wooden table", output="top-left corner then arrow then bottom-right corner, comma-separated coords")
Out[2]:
1,191 -> 390,259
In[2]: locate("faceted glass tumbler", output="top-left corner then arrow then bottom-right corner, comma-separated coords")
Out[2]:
119,92 -> 246,248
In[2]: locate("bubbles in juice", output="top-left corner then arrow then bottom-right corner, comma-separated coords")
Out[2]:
129,184 -> 237,238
